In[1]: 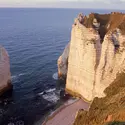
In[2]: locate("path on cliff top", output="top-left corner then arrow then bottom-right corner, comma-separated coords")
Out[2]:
43,99 -> 89,125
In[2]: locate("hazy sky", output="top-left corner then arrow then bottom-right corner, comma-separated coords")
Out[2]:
0,0 -> 125,9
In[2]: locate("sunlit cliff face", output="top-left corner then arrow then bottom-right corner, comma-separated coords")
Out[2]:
58,12 -> 125,101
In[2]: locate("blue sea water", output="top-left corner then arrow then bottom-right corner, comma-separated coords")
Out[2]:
0,8 -> 125,125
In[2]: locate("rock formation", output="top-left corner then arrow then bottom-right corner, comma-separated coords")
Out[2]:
57,43 -> 70,79
0,45 -> 12,95
58,12 -> 125,101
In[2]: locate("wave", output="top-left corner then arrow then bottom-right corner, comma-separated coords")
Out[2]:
11,73 -> 26,81
38,88 -> 59,103
38,92 -> 44,96
18,73 -> 25,76
46,88 -> 56,93
52,72 -> 58,80
11,75 -> 17,79
42,93 -> 59,103
38,88 -> 56,96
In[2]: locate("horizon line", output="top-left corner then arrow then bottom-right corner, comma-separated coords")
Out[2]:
0,7 -> 124,11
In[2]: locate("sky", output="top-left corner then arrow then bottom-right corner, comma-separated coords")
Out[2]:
0,0 -> 125,9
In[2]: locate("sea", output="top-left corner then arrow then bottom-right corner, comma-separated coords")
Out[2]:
0,8 -> 125,125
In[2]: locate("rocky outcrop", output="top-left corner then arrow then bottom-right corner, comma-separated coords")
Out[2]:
58,12 -> 125,101
57,43 -> 70,79
0,45 -> 12,95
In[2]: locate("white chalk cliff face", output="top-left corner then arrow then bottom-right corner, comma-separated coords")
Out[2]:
94,30 -> 125,98
66,19 -> 101,101
58,13 -> 125,101
0,45 -> 12,95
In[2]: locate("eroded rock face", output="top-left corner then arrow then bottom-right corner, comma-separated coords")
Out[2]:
0,45 -> 12,95
58,12 -> 125,101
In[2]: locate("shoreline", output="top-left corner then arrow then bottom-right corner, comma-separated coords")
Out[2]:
42,99 -> 79,125
42,99 -> 90,125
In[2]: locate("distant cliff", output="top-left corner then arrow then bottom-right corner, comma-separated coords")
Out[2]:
0,45 -> 12,95
58,12 -> 125,101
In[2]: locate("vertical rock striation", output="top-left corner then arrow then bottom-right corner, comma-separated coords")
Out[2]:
0,45 -> 12,95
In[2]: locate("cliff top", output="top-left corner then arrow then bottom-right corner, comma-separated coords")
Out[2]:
75,12 -> 125,41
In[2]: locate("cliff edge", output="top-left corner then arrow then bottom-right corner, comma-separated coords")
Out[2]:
58,12 -> 125,101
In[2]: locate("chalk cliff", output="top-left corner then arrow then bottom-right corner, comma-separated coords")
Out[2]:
0,45 -> 12,95
58,12 -> 125,101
